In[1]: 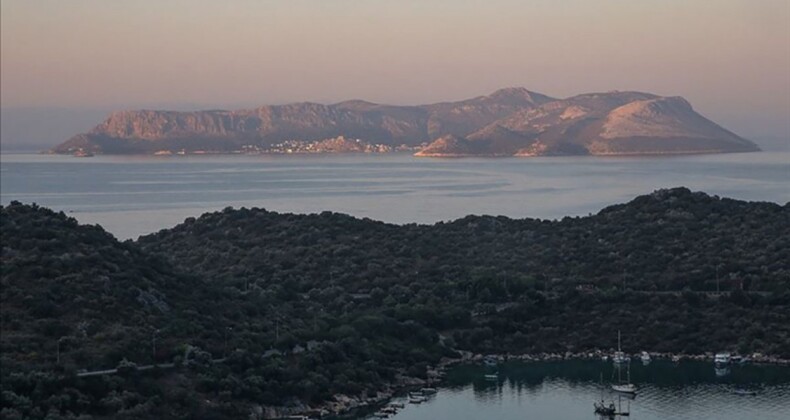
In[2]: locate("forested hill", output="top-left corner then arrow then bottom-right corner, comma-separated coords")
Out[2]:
0,203 -> 227,371
2,189 -> 789,419
140,187 -> 789,294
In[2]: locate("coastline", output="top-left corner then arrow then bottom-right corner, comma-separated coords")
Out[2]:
264,350 -> 790,419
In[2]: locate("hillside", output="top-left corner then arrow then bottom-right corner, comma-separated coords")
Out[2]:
51,88 -> 553,155
0,202 -> 218,370
417,91 -> 759,156
2,189 -> 789,418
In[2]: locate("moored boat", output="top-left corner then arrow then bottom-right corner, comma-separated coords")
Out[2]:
732,388 -> 757,396
594,400 -> 617,416
408,393 -> 426,404
484,373 -> 499,381
379,406 -> 398,415
483,355 -> 498,367
715,352 -> 731,365
611,361 -> 638,395
640,351 -> 651,365
611,383 -> 638,394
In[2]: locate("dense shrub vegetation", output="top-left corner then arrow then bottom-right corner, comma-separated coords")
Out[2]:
2,188 -> 788,418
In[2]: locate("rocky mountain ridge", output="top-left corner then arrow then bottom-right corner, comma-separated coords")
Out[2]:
51,88 -> 759,156
417,91 -> 758,156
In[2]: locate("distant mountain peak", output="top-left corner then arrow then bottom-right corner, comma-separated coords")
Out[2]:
485,87 -> 553,105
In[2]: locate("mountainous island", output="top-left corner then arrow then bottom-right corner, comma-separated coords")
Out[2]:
50,88 -> 760,157
2,188 -> 788,418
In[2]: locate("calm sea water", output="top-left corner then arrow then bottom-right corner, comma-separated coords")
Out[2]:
360,360 -> 790,420
1,152 -> 788,239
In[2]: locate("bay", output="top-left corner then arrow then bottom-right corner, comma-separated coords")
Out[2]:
360,360 -> 790,420
1,151 -> 787,240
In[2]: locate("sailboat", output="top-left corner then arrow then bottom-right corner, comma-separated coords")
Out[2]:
612,330 -> 630,364
594,372 -> 617,417
611,361 -> 638,395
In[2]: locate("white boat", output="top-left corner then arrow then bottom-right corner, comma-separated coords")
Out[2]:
732,388 -> 757,396
483,355 -> 498,367
640,351 -> 651,364
612,331 -> 630,364
408,394 -> 426,404
715,352 -> 731,365
484,373 -> 499,381
611,359 -> 638,395
612,383 -> 638,394
613,352 -> 630,364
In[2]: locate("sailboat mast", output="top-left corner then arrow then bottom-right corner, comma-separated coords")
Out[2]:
618,330 -> 621,352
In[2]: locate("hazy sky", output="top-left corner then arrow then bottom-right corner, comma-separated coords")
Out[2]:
2,0 -> 789,140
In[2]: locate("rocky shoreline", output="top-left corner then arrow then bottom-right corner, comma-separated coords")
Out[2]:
254,350 -> 790,419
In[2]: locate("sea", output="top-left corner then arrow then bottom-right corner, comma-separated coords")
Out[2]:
357,360 -> 790,420
0,151 -> 787,240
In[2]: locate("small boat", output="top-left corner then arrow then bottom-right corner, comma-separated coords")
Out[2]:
387,402 -> 405,409
594,372 -> 619,417
408,394 -> 426,404
373,411 -> 390,418
640,351 -> 651,364
484,373 -> 499,381
715,352 -> 731,365
613,352 -> 630,364
611,361 -> 637,395
420,387 -> 437,395
380,406 -> 398,414
732,388 -> 758,396
671,355 -> 681,364
612,383 -> 638,394
594,400 -> 617,416
483,355 -> 498,367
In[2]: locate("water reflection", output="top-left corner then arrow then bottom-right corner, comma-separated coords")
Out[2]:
370,360 -> 790,420
715,366 -> 731,377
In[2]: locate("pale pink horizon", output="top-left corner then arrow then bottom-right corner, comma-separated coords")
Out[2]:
1,0 -> 788,139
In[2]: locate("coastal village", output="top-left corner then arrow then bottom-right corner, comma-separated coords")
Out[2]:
71,136 -> 422,157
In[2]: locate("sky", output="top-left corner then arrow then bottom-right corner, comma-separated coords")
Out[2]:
1,0 -> 789,146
